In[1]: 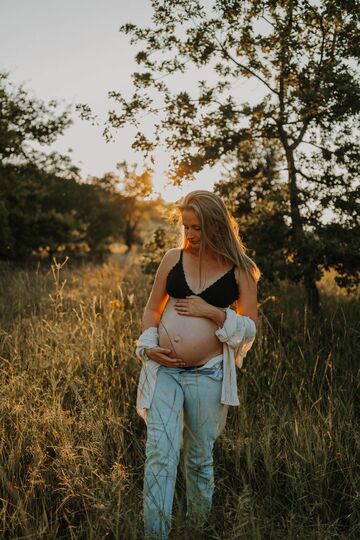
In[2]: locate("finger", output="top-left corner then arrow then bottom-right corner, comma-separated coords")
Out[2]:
167,358 -> 186,366
175,359 -> 186,366
166,361 -> 186,368
158,354 -> 178,363
165,357 -> 186,366
166,356 -> 183,363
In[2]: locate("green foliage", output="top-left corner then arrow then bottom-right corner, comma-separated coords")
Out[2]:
215,139 -> 299,284
140,224 -> 180,276
106,0 -> 359,175
0,71 -> 72,164
0,161 -> 127,261
96,0 -> 360,311
0,73 -> 159,261
114,161 -> 159,251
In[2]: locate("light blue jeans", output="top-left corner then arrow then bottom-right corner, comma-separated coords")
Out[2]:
143,354 -> 226,539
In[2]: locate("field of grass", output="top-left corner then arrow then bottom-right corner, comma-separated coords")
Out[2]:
0,253 -> 359,539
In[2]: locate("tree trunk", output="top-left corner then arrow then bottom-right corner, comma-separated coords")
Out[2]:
124,220 -> 138,251
276,14 -> 321,316
304,270 -> 321,315
285,147 -> 321,315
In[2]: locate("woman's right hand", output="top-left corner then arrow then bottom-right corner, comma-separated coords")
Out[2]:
145,347 -> 186,368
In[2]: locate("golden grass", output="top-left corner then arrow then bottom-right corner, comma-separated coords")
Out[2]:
0,254 -> 359,539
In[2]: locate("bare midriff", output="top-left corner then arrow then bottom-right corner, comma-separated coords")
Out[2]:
158,297 -> 223,366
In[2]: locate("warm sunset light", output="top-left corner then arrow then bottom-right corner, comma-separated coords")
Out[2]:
1,1 -> 358,538
0,1 -> 266,202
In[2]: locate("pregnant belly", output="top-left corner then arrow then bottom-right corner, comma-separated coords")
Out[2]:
159,298 -> 223,365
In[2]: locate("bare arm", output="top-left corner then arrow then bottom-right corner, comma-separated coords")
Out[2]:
142,292 -> 169,330
234,267 -> 258,323
140,249 -> 186,367
141,251 -> 174,331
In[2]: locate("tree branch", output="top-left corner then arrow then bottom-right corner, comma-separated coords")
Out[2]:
290,118 -> 312,150
214,37 -> 279,96
297,169 -> 330,188
304,0 -> 326,92
300,139 -> 336,154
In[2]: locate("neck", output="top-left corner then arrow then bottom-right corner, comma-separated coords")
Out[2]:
186,244 -> 216,260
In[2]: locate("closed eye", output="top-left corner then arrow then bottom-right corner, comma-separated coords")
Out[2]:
183,225 -> 201,231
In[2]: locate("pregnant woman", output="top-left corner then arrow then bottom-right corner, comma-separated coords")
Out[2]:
135,190 -> 260,539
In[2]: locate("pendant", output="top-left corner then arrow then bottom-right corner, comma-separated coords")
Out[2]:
173,335 -> 181,343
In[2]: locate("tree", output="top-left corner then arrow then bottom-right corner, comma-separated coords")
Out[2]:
0,161 -> 128,261
79,0 -> 360,313
0,71 -> 72,166
45,172 -> 126,261
115,161 -> 154,251
215,138 -> 295,285
0,72 -> 126,261
0,71 -> 76,260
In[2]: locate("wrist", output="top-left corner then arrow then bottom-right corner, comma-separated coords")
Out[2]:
136,326 -> 159,362
207,305 -> 227,327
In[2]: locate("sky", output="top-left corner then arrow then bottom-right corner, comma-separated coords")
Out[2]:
0,0 -> 262,202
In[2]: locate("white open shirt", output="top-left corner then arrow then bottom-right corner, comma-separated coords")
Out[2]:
135,308 -> 257,439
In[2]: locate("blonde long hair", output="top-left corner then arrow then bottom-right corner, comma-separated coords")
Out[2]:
176,190 -> 261,288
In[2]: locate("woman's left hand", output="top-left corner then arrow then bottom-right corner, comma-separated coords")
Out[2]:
174,295 -> 211,318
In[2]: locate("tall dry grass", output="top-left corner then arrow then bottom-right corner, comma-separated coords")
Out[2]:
0,254 -> 358,539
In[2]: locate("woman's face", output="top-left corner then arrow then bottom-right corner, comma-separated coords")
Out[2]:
181,209 -> 202,247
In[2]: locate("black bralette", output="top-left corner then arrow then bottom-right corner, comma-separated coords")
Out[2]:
166,249 -> 239,308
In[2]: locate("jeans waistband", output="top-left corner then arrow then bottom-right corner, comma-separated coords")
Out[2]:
181,363 -> 206,370
181,353 -> 223,371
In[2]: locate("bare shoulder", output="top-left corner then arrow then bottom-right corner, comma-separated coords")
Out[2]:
164,247 -> 182,259
144,248 -> 182,314
157,247 -> 181,272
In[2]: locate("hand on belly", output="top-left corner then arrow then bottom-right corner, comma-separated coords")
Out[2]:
159,302 -> 222,365
173,295 -> 212,318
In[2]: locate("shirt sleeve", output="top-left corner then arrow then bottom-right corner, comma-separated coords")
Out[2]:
135,326 -> 159,362
215,308 -> 256,368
